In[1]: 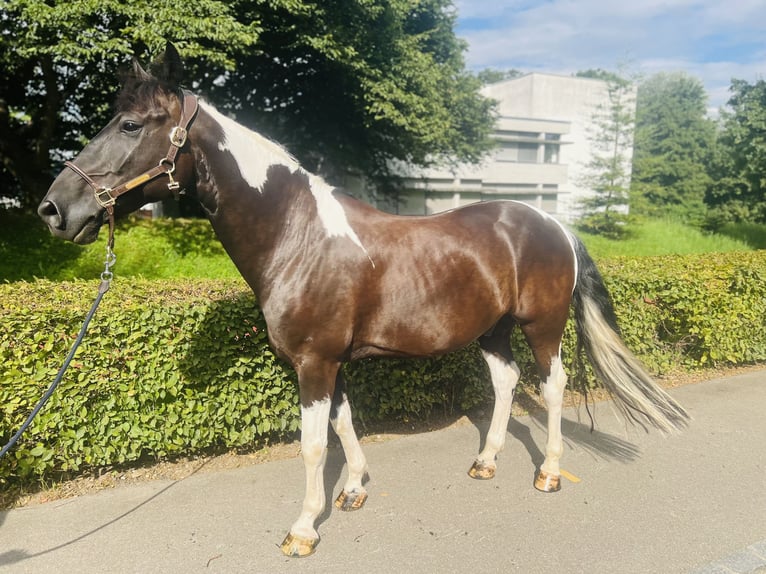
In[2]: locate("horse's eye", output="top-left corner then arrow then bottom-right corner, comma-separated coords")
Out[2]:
121,120 -> 142,134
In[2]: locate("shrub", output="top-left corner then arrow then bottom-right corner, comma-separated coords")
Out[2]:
0,279 -> 298,483
1,251 -> 765,485
599,252 -> 766,369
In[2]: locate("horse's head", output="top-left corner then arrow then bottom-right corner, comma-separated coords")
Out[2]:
38,43 -> 197,244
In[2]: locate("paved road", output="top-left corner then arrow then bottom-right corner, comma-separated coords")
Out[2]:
1,370 -> 765,573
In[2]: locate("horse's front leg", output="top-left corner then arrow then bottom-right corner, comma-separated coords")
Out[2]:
330,373 -> 368,511
280,360 -> 337,558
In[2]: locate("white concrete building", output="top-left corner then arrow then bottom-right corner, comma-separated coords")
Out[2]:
363,73 -> 636,222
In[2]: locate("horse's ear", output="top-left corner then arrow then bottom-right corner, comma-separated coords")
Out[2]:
152,41 -> 184,87
118,57 -> 151,87
130,58 -> 152,82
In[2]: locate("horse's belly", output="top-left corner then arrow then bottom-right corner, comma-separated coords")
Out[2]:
351,297 -> 503,360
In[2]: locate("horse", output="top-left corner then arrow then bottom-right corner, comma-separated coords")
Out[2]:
38,44 -> 689,557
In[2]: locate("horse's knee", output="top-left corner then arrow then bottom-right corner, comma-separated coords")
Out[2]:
301,439 -> 326,467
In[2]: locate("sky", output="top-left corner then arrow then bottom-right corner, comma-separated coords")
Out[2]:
454,0 -> 766,113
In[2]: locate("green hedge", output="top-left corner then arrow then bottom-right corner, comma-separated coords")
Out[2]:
1,251 -> 765,485
599,252 -> 766,369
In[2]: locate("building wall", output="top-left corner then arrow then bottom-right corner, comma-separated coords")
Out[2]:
354,73 -> 636,222
489,73 -> 636,219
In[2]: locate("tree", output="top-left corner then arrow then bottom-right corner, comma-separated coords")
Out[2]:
0,0 -> 257,210
630,72 -> 716,223
575,70 -> 637,237
575,68 -> 624,83
208,0 -> 495,190
0,0 -> 495,211
476,69 -> 524,85
706,79 -> 766,224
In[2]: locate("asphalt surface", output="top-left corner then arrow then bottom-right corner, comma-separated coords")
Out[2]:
1,369 -> 764,574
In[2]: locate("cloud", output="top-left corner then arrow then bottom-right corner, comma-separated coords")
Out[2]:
455,0 -> 766,109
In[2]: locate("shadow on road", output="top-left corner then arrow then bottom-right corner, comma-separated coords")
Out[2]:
0,459 -> 211,570
468,398 -> 641,478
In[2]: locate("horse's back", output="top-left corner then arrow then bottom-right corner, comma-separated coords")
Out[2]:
345,198 -> 575,277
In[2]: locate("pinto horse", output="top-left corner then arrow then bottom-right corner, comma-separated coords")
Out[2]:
39,44 -> 688,557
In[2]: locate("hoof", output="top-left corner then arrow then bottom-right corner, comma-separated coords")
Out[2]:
334,489 -> 368,512
280,532 -> 319,557
534,470 -> 561,493
468,460 -> 496,480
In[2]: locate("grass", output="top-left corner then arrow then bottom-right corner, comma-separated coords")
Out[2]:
717,221 -> 766,250
61,218 -> 241,281
577,218 -> 755,258
2,210 -> 764,282
0,211 -> 239,282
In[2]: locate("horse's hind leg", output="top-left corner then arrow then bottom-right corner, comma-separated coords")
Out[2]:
521,319 -> 569,493
330,372 -> 369,511
469,316 -> 520,480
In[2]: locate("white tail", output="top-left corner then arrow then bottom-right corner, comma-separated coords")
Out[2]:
571,236 -> 689,432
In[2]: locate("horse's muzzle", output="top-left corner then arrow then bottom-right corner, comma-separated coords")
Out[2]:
37,198 -> 103,244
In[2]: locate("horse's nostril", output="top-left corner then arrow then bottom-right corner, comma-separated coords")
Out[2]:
38,200 -> 63,229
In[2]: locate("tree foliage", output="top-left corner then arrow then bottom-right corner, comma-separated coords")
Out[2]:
0,0 -> 495,210
476,68 -> 524,85
575,71 -> 636,237
575,68 -> 624,84
210,0 -> 495,187
631,72 -> 716,223
0,0 -> 257,209
706,79 -> 766,224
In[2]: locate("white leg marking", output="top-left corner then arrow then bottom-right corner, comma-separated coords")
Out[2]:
330,394 -> 368,495
290,398 -> 332,541
476,351 -> 521,467
540,355 -> 567,476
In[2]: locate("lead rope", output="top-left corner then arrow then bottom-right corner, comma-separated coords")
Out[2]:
0,241 -> 116,460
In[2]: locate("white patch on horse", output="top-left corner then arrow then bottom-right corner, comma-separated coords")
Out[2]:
200,101 -> 372,264
201,102 -> 297,191
305,176 -> 373,266
330,393 -> 368,495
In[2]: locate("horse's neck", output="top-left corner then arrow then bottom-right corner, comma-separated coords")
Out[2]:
191,104 -> 325,298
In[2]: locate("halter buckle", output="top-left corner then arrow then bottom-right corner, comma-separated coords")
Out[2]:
169,126 -> 187,147
94,187 -> 116,208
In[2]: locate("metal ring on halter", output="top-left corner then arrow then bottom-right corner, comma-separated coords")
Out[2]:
159,158 -> 176,173
94,187 -> 116,208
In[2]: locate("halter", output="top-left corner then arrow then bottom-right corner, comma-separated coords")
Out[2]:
64,90 -> 199,249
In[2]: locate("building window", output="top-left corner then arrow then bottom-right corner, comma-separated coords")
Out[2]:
497,141 -> 539,163
544,143 -> 559,163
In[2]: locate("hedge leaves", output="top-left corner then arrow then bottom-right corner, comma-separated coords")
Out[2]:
2,251 -> 765,484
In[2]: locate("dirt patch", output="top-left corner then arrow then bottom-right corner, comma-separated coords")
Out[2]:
2,363 -> 762,510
